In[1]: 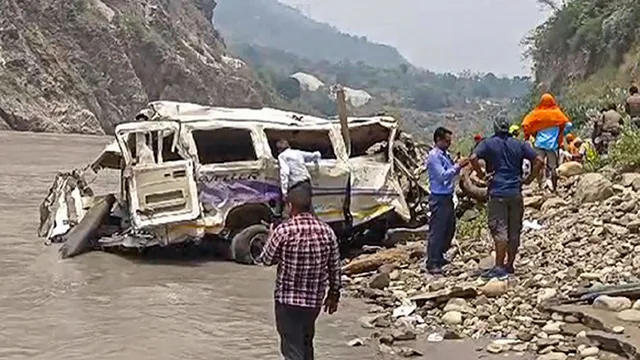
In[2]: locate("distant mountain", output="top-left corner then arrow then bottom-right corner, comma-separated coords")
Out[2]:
213,0 -> 409,68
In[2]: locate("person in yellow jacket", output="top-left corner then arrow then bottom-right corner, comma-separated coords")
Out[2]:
509,124 -> 521,138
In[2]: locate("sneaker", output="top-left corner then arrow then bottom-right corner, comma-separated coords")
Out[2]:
427,266 -> 444,275
481,267 -> 509,280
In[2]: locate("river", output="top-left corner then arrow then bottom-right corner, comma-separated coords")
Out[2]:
0,131 -> 523,360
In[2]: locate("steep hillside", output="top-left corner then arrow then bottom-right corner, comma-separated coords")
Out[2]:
526,0 -> 640,123
0,0 -> 268,135
213,0 -> 408,68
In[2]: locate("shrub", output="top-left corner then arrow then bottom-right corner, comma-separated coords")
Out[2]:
608,126 -> 640,170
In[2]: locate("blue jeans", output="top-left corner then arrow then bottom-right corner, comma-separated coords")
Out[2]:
426,194 -> 456,269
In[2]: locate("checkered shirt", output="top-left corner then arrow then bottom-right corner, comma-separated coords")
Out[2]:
259,213 -> 341,308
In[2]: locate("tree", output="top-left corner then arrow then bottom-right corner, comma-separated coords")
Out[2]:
412,85 -> 449,112
276,77 -> 301,100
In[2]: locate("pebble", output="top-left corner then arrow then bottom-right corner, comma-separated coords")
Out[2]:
579,347 -> 599,357
443,298 -> 472,313
480,280 -> 507,298
536,352 -> 567,360
612,326 -> 625,334
541,323 -> 562,335
486,343 -> 504,354
347,338 -> 364,347
368,273 -> 391,290
441,311 -> 463,325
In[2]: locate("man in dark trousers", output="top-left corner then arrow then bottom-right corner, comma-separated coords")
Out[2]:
424,127 -> 469,275
470,116 -> 543,279
259,185 -> 341,360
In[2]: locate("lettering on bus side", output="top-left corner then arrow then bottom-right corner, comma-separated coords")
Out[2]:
198,172 -> 260,183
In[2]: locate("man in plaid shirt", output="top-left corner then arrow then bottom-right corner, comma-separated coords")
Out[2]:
259,186 -> 341,360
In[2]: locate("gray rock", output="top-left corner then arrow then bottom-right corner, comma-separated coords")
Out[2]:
347,338 -> 364,347
604,223 -> 630,236
541,197 -> 568,212
537,352 -> 567,360
443,298 -> 473,313
593,295 -> 632,312
480,280 -> 507,297
369,273 -> 391,290
575,173 -> 614,204
391,328 -> 417,341
486,342 -> 504,354
616,309 -> 640,323
620,173 -> 640,187
442,311 -> 463,325
525,196 -> 545,209
560,323 -> 590,337
542,322 -> 562,335
579,347 -> 599,357
397,347 -> 423,357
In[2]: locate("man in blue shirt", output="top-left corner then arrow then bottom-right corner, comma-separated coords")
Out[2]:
424,127 -> 469,275
471,116 -> 543,279
533,122 -> 573,192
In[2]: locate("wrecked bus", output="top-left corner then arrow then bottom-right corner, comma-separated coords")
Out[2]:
38,101 -> 428,264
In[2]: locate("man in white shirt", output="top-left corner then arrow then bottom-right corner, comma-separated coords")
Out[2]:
276,140 -> 321,217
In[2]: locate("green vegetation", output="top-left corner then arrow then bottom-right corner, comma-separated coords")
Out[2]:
524,0 -> 640,127
233,43 -> 530,116
458,206 -> 488,240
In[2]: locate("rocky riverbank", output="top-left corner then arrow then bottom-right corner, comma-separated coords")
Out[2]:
341,166 -> 640,359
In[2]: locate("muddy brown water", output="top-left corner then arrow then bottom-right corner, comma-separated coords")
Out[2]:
0,131 -> 526,360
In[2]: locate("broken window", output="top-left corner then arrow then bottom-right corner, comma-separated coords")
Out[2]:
192,128 -> 257,164
264,129 -> 336,159
349,123 -> 391,161
124,130 -> 184,165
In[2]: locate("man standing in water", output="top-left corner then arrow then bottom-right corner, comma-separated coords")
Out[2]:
259,186 -> 340,360
470,117 -> 543,279
276,140 -> 320,218
424,127 -> 469,275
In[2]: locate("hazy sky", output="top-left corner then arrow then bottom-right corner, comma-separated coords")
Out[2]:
278,0 -> 551,76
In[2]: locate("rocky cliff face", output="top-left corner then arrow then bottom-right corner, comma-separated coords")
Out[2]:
0,0 -> 268,135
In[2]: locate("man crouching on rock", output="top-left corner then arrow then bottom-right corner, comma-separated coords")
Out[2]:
470,116 -> 543,279
258,185 -> 340,360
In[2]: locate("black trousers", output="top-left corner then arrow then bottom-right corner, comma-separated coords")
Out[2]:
426,194 -> 455,268
275,302 -> 321,360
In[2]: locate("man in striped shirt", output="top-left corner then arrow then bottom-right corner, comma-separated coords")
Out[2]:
259,185 -> 341,360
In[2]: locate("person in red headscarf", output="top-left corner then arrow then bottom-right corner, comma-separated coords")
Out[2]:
472,134 -> 483,151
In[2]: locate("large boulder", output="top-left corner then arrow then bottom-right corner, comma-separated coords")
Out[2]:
574,173 -> 614,203
557,161 -> 584,178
